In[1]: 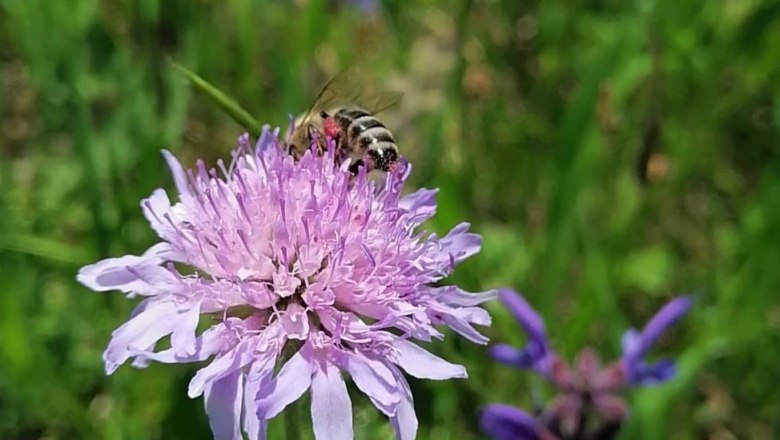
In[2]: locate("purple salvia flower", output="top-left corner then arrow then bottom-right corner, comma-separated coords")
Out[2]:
482,290 -> 691,440
77,127 -> 495,440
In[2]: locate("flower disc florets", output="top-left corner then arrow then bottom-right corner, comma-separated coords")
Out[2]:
77,126 -> 494,440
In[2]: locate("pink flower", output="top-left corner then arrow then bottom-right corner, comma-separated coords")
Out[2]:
77,126 -> 495,440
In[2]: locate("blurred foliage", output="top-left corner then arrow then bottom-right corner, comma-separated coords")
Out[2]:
1,0 -> 779,439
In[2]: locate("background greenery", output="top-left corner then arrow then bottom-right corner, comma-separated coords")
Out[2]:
1,0 -> 778,438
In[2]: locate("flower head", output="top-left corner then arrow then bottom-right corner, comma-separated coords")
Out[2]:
481,289 -> 691,440
77,126 -> 495,440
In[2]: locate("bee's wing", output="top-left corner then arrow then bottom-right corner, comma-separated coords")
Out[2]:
355,90 -> 404,115
300,67 -> 362,123
301,66 -> 403,121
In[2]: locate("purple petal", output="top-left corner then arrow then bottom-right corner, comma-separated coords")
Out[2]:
621,296 -> 691,385
498,289 -> 548,349
438,286 -> 497,307
255,349 -> 313,420
137,322 -> 229,364
342,351 -> 400,416
480,404 -> 540,440
620,329 -> 640,360
278,302 -> 309,340
398,188 -> 438,218
162,149 -> 194,202
189,339 -> 252,398
389,367 -> 417,440
103,301 -> 178,374
141,189 -> 175,238
629,358 -> 677,386
394,339 -> 467,380
204,370 -> 243,440
254,125 -> 278,153
490,344 -> 524,364
77,251 -> 178,296
440,223 -> 482,263
624,296 -> 692,364
310,362 -> 353,440
243,363 -> 271,440
439,310 -> 492,345
171,300 -> 202,356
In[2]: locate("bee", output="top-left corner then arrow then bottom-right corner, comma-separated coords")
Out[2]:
287,68 -> 403,173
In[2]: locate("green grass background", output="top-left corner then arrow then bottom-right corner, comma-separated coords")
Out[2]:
1,0 -> 779,438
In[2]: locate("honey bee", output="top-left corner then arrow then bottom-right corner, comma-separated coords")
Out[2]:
287,68 -> 403,173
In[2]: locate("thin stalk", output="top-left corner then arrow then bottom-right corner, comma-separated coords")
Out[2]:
170,60 -> 263,136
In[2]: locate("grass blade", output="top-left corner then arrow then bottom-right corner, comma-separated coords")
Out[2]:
170,60 -> 263,136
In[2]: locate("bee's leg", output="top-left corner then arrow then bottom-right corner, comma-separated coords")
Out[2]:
286,143 -> 301,160
348,158 -> 365,175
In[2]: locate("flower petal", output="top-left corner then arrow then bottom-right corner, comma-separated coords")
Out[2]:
629,358 -> 677,386
438,306 -> 492,345
389,367 -> 417,440
243,366 -> 271,440
623,296 -> 692,365
204,369 -> 244,440
171,300 -> 202,356
76,250 -> 178,296
137,321 -> 229,364
621,296 -> 691,385
255,348 -> 313,420
311,362 -> 353,440
189,339 -> 252,398
480,404 -> 540,440
440,222 -> 482,263
103,301 -> 178,374
489,343 -> 543,370
393,339 -> 466,380
438,286 -> 497,307
342,351 -> 400,416
398,188 -> 438,219
162,149 -> 194,202
498,289 -> 548,349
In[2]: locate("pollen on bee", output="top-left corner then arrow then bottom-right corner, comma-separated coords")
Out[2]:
322,116 -> 341,139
